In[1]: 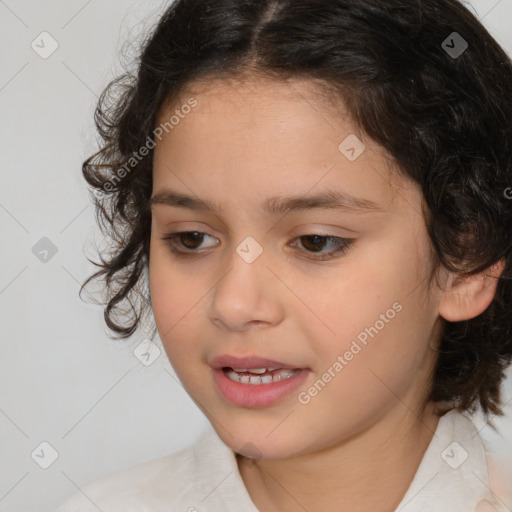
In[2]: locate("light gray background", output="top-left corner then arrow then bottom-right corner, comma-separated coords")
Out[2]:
0,1 -> 511,511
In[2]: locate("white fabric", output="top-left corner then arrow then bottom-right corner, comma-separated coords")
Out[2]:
56,409 -> 511,511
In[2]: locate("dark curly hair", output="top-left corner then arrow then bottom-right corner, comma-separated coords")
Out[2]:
80,0 -> 512,425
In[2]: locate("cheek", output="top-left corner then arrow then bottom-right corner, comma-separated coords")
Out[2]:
148,240 -> 206,369
294,278 -> 431,445
306,237 -> 432,381
301,259 -> 403,352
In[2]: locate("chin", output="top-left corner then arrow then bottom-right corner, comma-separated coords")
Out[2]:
215,424 -> 308,461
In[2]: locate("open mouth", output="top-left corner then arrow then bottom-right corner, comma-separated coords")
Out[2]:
209,355 -> 310,407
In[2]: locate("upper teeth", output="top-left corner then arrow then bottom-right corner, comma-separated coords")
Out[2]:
232,367 -> 280,374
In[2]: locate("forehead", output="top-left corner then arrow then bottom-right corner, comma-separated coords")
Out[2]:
152,75 -> 416,216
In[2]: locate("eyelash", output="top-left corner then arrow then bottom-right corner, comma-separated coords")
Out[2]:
160,231 -> 355,261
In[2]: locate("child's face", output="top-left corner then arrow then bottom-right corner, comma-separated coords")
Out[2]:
149,76 -> 445,459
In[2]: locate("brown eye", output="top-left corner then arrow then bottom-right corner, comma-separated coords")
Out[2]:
299,235 -> 329,252
178,231 -> 204,249
290,234 -> 354,261
160,231 -> 218,255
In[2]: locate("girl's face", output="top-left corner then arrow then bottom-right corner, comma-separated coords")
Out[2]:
149,76 -> 445,459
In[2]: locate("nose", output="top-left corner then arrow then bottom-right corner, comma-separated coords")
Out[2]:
206,243 -> 285,332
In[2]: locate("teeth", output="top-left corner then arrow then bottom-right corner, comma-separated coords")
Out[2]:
232,367 -> 281,373
260,374 -> 273,384
225,368 -> 301,384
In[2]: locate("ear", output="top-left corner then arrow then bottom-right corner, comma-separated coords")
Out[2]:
438,259 -> 505,322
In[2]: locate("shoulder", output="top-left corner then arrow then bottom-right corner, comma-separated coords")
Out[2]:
476,446 -> 512,511
463,411 -> 512,512
394,408 -> 511,512
56,429 -> 217,512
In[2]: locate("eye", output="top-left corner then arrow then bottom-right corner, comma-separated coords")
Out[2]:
289,234 -> 354,260
161,231 -> 218,256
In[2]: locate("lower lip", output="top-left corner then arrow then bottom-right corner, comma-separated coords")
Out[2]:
212,367 -> 310,408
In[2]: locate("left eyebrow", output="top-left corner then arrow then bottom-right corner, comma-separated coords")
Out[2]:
149,189 -> 386,215
264,190 -> 385,215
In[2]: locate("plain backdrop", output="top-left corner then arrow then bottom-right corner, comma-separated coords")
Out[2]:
0,1 -> 511,510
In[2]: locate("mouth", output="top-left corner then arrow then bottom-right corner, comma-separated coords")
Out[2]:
209,354 -> 310,408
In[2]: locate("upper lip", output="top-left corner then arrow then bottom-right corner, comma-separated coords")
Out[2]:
209,354 -> 303,370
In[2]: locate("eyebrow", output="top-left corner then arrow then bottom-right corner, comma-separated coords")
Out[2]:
149,189 -> 385,215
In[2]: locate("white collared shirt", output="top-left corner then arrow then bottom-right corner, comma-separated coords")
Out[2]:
56,409 -> 512,511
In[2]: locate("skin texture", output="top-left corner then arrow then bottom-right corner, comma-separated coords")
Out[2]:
148,75 -> 503,512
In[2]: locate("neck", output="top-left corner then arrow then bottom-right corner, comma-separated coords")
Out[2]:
237,401 -> 442,512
